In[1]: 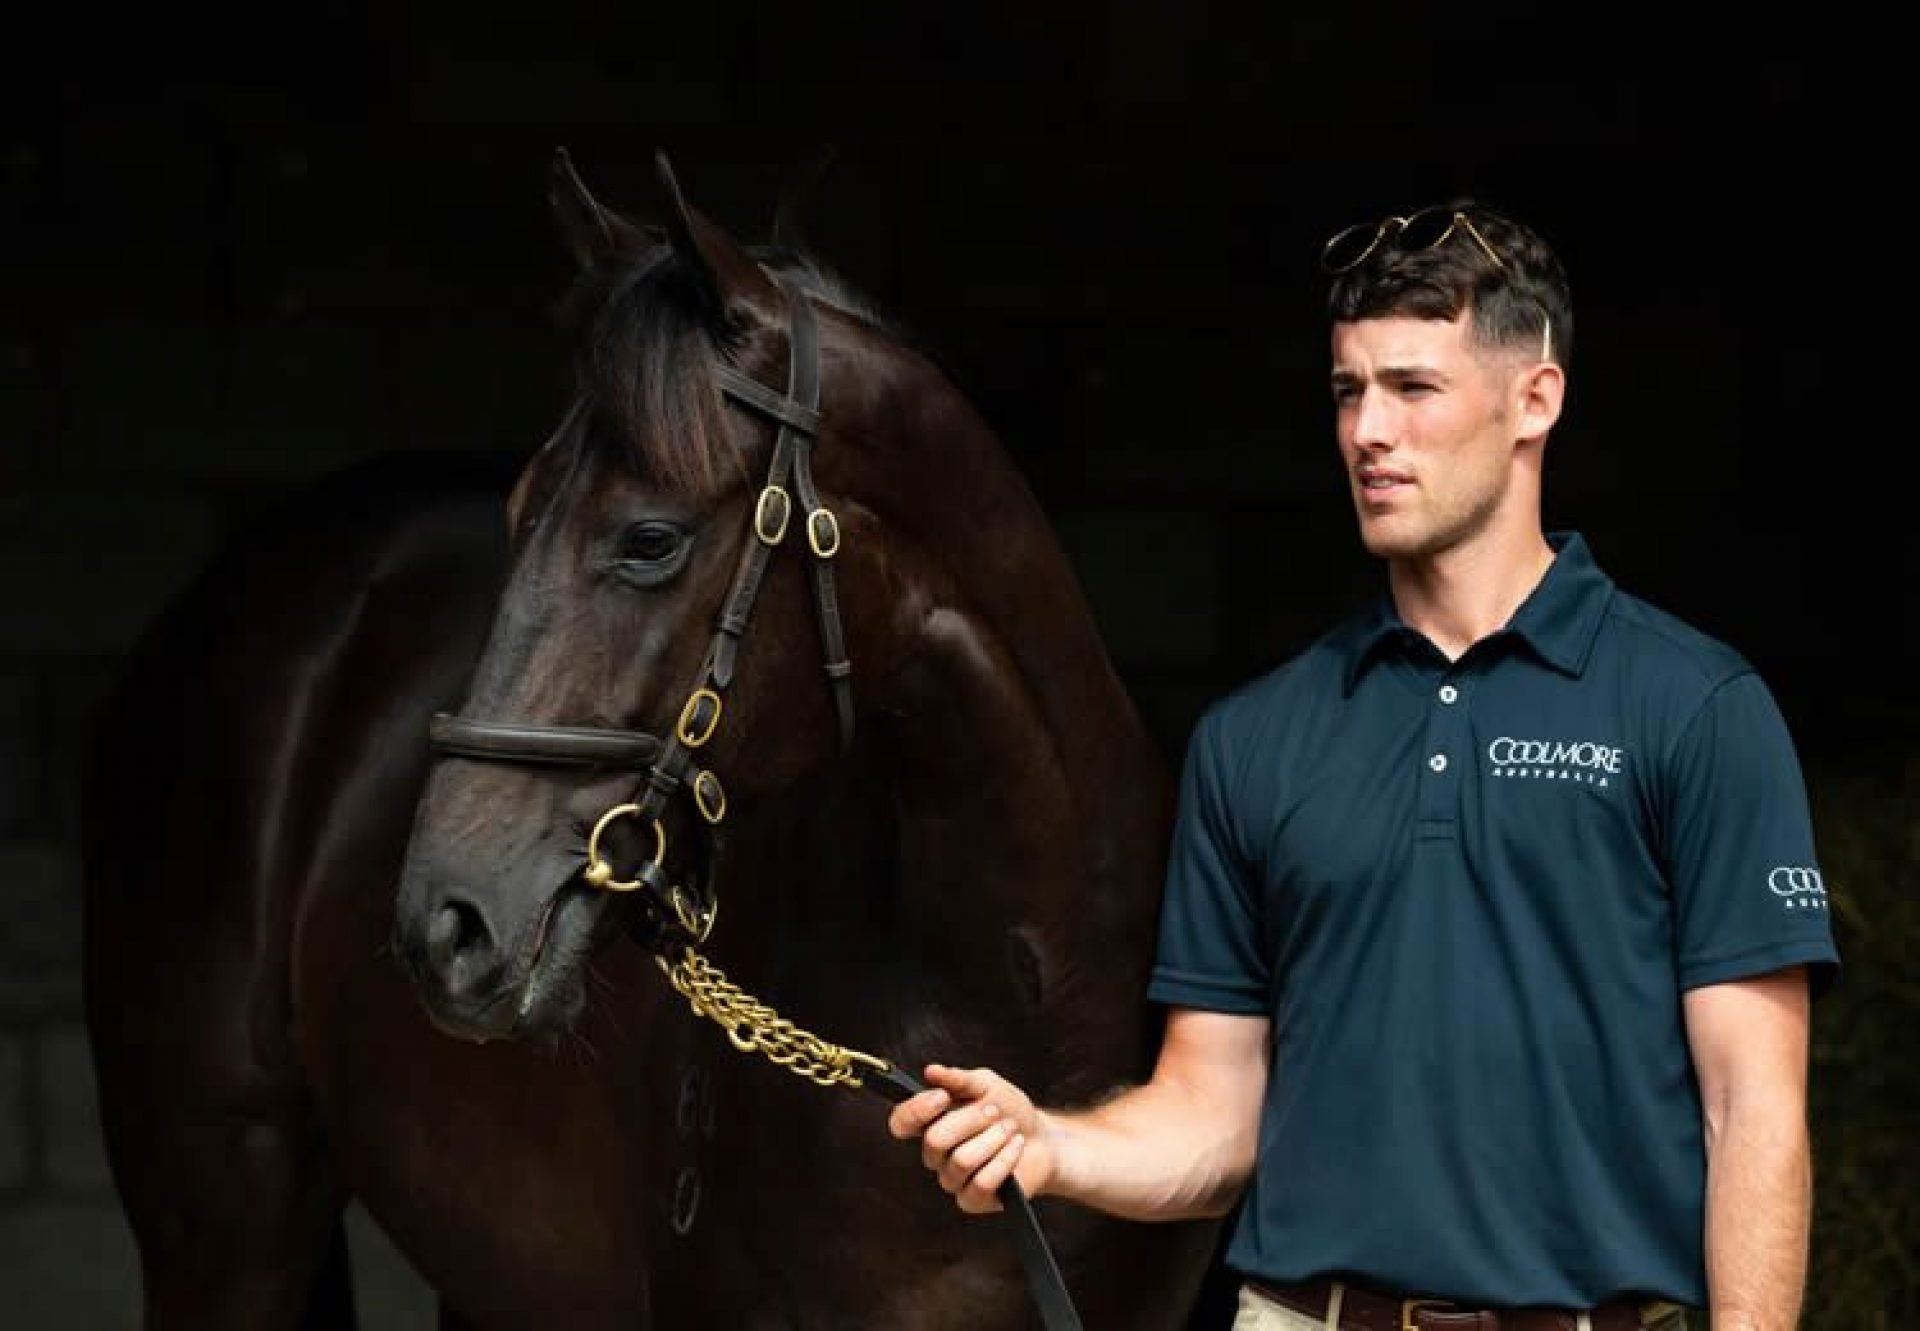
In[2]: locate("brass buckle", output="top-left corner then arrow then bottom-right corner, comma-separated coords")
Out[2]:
692,769 -> 727,824
1400,1299 -> 1453,1331
754,486 -> 791,545
806,507 -> 840,558
676,688 -> 723,747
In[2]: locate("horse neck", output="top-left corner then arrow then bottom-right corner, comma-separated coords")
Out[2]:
858,386 -> 1176,1024
693,346 -> 1176,1090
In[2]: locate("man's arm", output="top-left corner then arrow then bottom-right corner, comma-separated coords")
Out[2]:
1683,966 -> 1814,1331
887,1007 -> 1270,1222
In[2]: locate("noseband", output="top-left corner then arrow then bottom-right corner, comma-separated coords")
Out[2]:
423,273 -> 1083,1330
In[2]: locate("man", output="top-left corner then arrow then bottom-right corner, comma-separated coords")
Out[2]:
888,202 -> 1839,1331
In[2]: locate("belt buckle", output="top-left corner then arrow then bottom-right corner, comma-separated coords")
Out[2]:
1400,1298 -> 1453,1331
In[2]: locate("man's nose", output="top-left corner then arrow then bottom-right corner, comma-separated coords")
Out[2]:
1349,392 -> 1396,452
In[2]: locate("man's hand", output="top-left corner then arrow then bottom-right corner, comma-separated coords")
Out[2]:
888,1010 -> 1269,1223
888,1063 -> 1051,1213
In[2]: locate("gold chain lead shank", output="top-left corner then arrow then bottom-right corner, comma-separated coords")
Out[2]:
659,949 -> 892,1090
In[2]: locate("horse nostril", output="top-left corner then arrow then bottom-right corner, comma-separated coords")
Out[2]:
426,899 -> 492,972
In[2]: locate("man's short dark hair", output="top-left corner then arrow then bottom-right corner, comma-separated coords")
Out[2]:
1325,201 -> 1573,369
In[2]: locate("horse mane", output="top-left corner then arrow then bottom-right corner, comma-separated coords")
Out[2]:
560,239 -> 902,498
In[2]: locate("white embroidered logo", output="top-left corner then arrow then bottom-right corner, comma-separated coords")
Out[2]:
1486,736 -> 1625,787
1768,866 -> 1829,913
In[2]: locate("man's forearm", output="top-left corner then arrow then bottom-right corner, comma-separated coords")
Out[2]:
1042,1077 -> 1257,1223
1703,1099 -> 1812,1330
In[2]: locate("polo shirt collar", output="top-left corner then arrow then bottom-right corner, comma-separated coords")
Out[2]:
1340,532 -> 1614,693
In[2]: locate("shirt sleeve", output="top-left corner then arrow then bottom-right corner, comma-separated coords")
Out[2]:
1662,672 -> 1840,996
1147,705 -> 1271,1014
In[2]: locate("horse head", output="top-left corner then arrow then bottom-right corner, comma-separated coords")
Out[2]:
396,149 -> 1171,1143
395,151 -> 945,1041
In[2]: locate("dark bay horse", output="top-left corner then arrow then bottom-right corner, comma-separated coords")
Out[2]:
82,150 -> 1222,1328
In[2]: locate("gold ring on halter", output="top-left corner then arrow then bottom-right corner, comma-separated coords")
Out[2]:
583,804 -> 666,891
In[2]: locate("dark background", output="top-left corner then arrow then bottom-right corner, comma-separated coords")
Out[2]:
7,4 -> 1906,769
2,4 -> 1910,1326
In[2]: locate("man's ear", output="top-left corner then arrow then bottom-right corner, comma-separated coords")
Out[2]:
1515,360 -> 1565,444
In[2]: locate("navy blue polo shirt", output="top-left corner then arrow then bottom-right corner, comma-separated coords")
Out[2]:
1148,532 -> 1838,1309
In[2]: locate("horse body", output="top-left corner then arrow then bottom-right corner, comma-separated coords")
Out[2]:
83,456 -> 514,1324
83,153 -> 1221,1328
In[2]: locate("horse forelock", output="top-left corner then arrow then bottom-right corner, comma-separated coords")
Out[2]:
568,246 -> 741,498
565,243 -> 902,501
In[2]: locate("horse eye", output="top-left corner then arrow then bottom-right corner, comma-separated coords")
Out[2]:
618,521 -> 687,562
612,520 -> 690,580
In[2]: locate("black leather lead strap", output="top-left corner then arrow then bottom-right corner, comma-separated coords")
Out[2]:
863,1064 -> 1084,1331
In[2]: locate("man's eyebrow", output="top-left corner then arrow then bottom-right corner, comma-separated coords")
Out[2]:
1329,364 -> 1445,388
1377,365 -> 1444,383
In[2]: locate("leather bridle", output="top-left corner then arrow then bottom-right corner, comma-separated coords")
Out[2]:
432,271 -> 847,950
424,273 -> 1083,1331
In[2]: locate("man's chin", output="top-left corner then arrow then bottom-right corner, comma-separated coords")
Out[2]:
1356,520 -> 1429,562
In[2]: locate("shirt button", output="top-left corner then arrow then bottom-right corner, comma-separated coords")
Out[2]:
1438,685 -> 1459,704
1428,753 -> 1448,772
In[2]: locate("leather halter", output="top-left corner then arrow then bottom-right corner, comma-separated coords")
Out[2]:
430,272 -> 851,948
424,274 -> 1084,1331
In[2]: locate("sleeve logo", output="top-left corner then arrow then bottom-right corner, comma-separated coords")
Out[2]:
1767,866 -> 1829,911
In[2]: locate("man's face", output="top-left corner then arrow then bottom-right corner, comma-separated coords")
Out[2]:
1329,311 -> 1527,564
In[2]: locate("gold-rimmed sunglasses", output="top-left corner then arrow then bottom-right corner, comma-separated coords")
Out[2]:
1321,206 -> 1505,275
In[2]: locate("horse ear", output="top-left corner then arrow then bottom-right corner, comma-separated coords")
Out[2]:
653,149 -> 780,320
549,147 -> 649,271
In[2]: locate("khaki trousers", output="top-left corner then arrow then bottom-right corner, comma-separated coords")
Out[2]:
1232,1283 -> 1693,1331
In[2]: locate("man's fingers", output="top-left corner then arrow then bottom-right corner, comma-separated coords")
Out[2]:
922,1097 -> 1003,1158
923,1063 -> 1001,1099
958,1132 -> 1025,1215
889,1063 -> 1035,1218
942,1116 -> 1012,1180
886,1087 -> 951,1140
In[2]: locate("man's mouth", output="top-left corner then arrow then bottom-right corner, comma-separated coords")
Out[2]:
1359,469 -> 1411,492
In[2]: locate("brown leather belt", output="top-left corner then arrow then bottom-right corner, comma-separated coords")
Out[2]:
1247,1277 -> 1681,1331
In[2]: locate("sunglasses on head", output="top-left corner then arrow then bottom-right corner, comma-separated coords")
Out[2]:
1321,206 -> 1505,275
